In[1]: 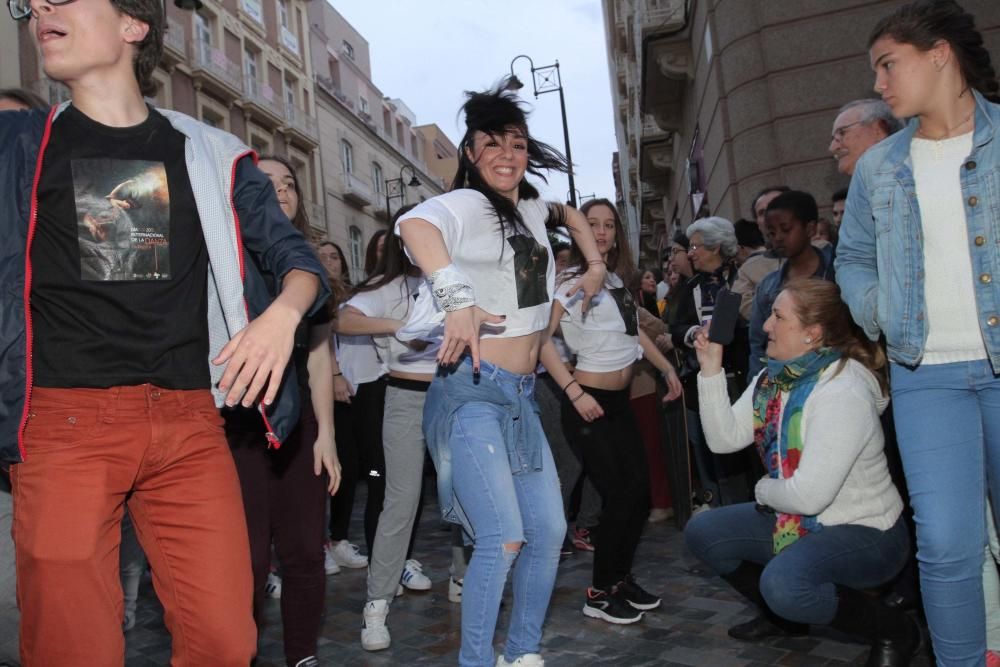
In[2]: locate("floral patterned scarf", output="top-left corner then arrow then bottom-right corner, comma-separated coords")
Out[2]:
752,347 -> 842,553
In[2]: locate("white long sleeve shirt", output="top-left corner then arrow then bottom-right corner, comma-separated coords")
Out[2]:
697,359 -> 902,530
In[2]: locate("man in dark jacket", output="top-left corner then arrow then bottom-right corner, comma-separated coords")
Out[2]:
2,0 -> 329,664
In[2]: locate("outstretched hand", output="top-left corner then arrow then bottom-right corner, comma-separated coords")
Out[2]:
213,302 -> 298,408
438,306 -> 506,371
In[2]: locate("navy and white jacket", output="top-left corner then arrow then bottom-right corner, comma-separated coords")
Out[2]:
0,103 -> 330,463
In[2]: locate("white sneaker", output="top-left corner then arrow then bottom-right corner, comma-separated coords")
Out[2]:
265,570 -> 282,599
323,542 -> 342,575
496,653 -> 544,666
361,599 -> 391,651
329,540 -> 368,569
400,559 -> 431,591
448,576 -> 463,603
647,507 -> 674,523
395,583 -> 404,597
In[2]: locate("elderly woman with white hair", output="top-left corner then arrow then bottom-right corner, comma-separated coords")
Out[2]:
667,216 -> 753,507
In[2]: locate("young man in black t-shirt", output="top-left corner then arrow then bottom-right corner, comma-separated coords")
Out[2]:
0,1 -> 330,665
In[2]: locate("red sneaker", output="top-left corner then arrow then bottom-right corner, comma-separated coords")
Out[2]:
987,650 -> 1000,667
572,526 -> 595,552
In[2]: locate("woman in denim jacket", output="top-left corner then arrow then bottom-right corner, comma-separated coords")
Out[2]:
835,1 -> 1000,664
395,80 -> 604,667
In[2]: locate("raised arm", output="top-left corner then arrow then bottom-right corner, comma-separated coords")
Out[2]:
693,330 -> 756,454
561,205 -> 607,314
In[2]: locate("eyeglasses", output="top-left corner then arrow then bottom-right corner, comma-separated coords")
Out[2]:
669,247 -> 687,256
688,244 -> 702,253
8,0 -> 75,21
830,120 -> 866,143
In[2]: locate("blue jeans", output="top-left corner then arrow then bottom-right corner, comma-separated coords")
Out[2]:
891,359 -> 1000,666
425,360 -> 566,667
684,503 -> 909,624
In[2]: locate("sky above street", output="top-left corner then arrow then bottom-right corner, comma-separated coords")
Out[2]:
330,0 -> 618,206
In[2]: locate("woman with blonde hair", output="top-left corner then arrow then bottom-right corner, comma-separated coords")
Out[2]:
685,279 -> 914,666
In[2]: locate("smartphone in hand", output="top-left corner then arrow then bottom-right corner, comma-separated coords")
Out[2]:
708,288 -> 741,346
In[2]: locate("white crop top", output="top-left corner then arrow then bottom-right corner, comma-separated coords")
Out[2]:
556,272 -> 642,373
346,275 -> 439,375
395,189 -> 555,340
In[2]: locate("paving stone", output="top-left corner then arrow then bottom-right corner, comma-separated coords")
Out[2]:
119,484 -> 935,665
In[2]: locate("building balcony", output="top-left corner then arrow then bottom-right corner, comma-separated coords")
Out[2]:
191,43 -> 243,100
243,76 -> 285,127
280,26 -> 300,57
636,0 -> 686,40
283,105 -> 318,147
342,172 -> 373,208
163,16 -> 187,66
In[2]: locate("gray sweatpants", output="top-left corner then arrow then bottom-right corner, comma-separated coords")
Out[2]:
366,385 -> 427,602
0,473 -> 19,664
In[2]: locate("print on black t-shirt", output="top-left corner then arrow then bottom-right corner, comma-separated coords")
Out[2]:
71,159 -> 171,281
507,234 -> 549,309
608,286 -> 639,336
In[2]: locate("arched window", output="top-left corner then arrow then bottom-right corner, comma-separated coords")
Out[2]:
341,139 -> 354,174
372,162 -> 384,196
349,226 -> 363,283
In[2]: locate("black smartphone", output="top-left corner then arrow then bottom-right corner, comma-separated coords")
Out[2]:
708,288 -> 741,346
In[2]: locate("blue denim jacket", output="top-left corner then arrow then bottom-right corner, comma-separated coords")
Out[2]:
835,90 -> 1000,369
423,357 -> 545,528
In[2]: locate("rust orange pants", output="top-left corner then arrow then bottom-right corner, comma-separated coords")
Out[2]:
11,385 -> 256,667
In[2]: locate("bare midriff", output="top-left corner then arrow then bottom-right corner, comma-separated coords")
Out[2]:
573,365 -> 634,392
479,331 -> 543,376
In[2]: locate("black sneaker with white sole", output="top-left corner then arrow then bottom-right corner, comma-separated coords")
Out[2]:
617,574 -> 661,610
583,587 -> 644,624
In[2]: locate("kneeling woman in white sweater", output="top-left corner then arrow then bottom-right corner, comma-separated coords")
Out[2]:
684,278 -> 915,667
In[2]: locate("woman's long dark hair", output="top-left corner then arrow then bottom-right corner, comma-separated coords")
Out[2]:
258,154 -> 311,234
364,229 -> 387,277
318,240 -> 352,313
452,77 -> 571,240
869,0 -> 999,102
354,205 -> 418,294
560,198 -> 636,286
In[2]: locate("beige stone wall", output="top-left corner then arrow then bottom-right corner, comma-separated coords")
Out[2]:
610,0 -> 1000,264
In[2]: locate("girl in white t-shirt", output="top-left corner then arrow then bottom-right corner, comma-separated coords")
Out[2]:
336,212 -> 440,651
396,79 -> 605,667
541,199 -> 682,626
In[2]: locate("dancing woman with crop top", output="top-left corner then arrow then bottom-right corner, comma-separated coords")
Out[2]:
540,198 -> 682,626
396,80 -> 604,667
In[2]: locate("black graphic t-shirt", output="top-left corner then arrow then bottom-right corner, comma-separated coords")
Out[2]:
31,105 -> 211,389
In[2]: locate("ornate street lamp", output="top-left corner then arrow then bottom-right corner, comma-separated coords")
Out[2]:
509,54 -> 577,208
385,164 -> 420,220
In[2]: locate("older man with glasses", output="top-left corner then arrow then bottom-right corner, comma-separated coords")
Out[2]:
828,98 -> 904,177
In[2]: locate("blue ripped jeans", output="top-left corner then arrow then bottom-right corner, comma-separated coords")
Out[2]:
424,358 -> 566,667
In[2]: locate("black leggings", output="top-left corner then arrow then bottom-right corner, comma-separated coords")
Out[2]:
561,385 -> 650,590
329,377 -> 386,556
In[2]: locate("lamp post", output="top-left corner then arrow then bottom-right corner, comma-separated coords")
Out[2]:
508,54 -> 577,208
568,189 -> 596,206
385,164 -> 421,221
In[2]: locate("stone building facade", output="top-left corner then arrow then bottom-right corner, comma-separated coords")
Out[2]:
604,0 -> 1000,265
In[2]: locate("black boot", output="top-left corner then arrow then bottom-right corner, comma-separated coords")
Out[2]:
720,561 -> 809,641
830,586 -> 920,667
